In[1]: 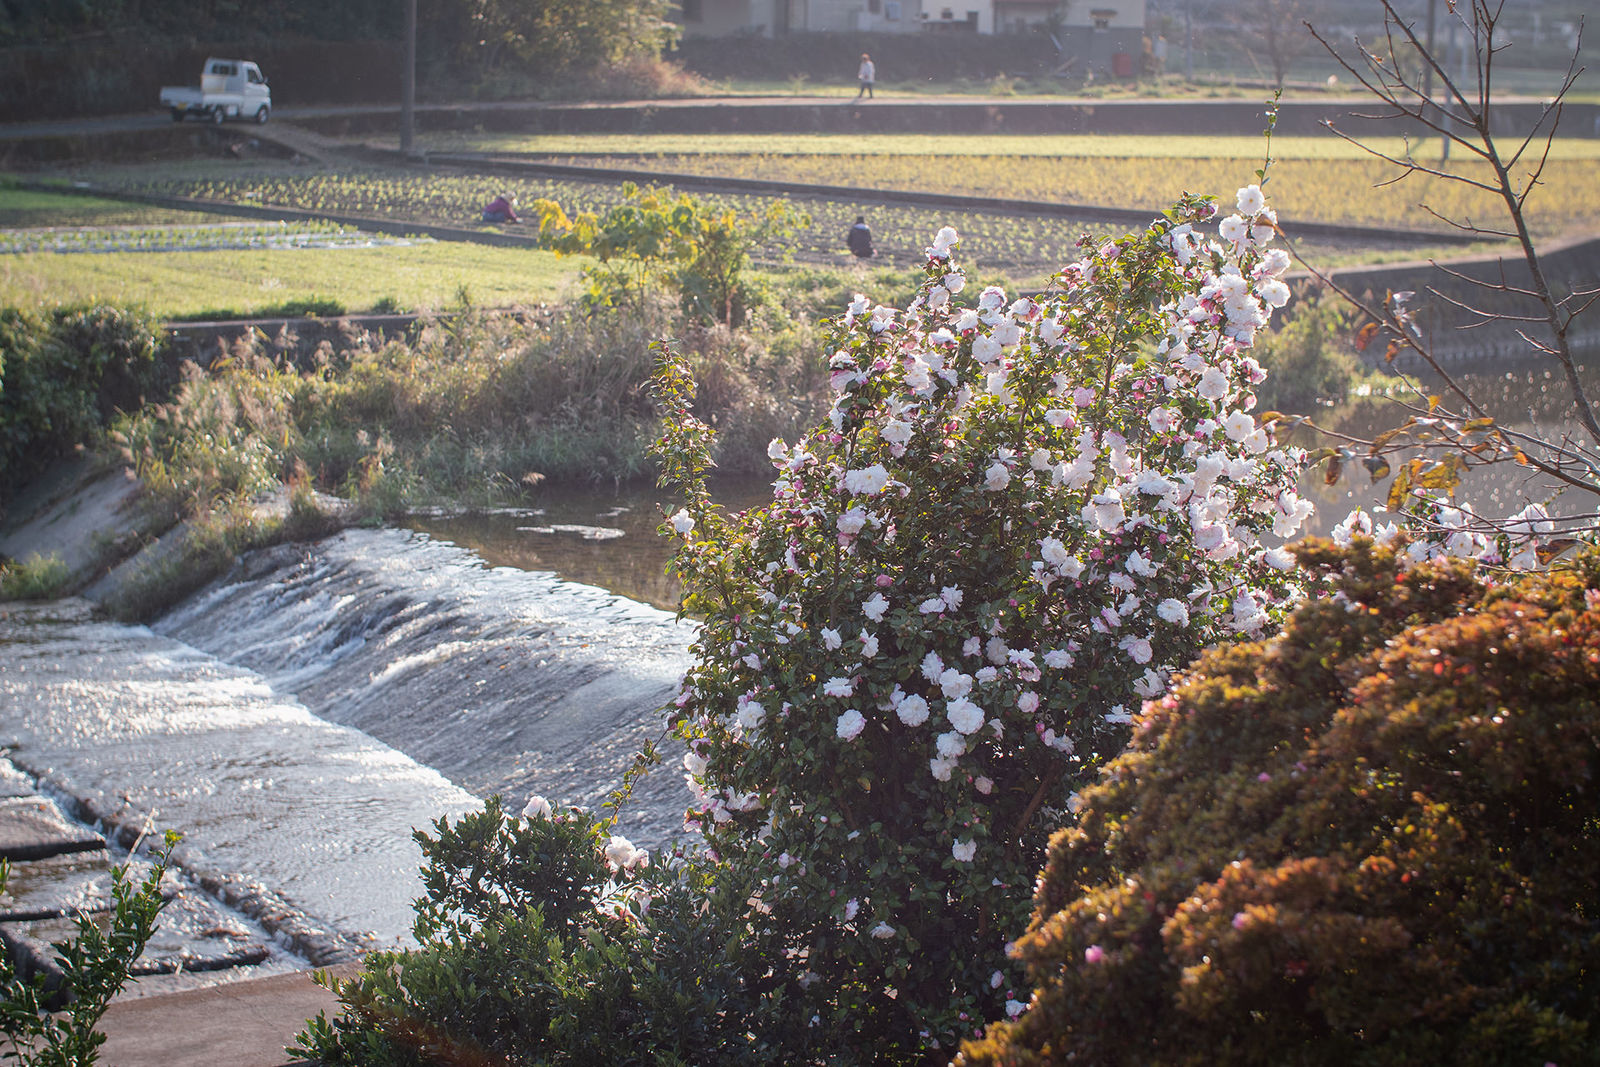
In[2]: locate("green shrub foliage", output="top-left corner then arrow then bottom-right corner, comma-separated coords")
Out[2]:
0,834 -> 177,1066
960,539 -> 1600,1067
653,185 -> 1310,1058
292,796 -> 773,1066
0,304 -> 166,501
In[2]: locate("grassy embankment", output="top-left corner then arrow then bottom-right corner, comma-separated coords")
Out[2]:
0,186 -> 583,318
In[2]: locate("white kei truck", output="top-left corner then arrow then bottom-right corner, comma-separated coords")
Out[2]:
160,58 -> 272,125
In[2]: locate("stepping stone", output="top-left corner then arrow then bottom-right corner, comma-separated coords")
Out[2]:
1,889 -> 271,994
0,849 -> 117,921
0,761 -> 36,799
0,797 -> 103,861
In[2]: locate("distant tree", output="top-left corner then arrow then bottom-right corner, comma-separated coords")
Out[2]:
1234,0 -> 1309,88
423,0 -> 676,85
1289,0 -> 1599,564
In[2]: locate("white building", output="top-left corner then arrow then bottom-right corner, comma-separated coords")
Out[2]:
676,0 -> 1144,37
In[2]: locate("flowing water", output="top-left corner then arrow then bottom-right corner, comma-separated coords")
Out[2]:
0,599 -> 478,951
0,355 -> 1589,961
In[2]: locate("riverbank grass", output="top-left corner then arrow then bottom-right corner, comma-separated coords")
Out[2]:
0,243 -> 583,319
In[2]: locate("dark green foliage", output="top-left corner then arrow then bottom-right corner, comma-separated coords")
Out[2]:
961,540 -> 1600,1067
291,797 -> 774,1067
1252,288 -> 1374,414
0,305 -> 168,502
0,833 -> 177,1067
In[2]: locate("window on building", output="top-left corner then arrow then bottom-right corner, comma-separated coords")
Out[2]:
885,0 -> 901,17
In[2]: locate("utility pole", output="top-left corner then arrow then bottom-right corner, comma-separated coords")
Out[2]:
401,0 -> 417,156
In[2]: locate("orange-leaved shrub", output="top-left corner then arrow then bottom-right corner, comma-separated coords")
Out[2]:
961,538 -> 1600,1067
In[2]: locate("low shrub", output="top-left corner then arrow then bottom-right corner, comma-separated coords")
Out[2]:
0,304 -> 168,502
291,794 -> 770,1067
0,552 -> 71,600
961,539 -> 1600,1066
0,833 -> 177,1065
1250,287 -> 1375,414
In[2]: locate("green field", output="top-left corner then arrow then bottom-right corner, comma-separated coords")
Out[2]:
0,241 -> 581,319
0,185 -> 226,229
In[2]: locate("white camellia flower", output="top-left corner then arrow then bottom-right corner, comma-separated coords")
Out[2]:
946,697 -> 985,735
1219,214 -> 1249,242
605,834 -> 646,870
942,585 -> 964,610
951,839 -> 977,862
896,694 -> 930,726
1089,489 -> 1126,532
1236,183 -> 1266,216
821,627 -> 843,651
1017,691 -> 1040,714
1125,550 -> 1158,578
862,592 -> 889,622
1156,598 -> 1190,625
939,668 -> 974,699
837,508 -> 867,536
1040,536 -> 1069,568
824,677 -> 854,698
930,227 -> 958,253
1197,366 -> 1230,401
936,731 -> 967,758
870,922 -> 896,939
1263,546 -> 1295,570
521,795 -> 553,820
1133,668 -> 1166,698
1147,406 -> 1177,433
736,701 -> 765,730
860,631 -> 879,658
1223,409 -> 1255,442
767,438 -> 787,461
1119,636 -> 1154,664
844,464 -> 890,496
985,462 -> 1011,490
929,756 -> 956,781
1043,649 -> 1073,669
683,750 -> 707,777
1006,1000 -> 1027,1019
881,419 -> 913,448
669,508 -> 694,535
843,898 -> 860,921
836,709 -> 866,741
1258,278 -> 1291,308
944,271 -> 966,293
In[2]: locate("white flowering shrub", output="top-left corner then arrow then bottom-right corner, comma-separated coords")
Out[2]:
651,186 -> 1314,1058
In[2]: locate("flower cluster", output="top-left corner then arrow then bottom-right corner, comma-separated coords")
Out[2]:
652,184 -> 1309,1055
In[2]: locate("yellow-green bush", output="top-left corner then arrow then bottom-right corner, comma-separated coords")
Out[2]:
963,540 -> 1600,1067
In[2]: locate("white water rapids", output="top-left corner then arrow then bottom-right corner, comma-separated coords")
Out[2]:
0,529 -> 697,951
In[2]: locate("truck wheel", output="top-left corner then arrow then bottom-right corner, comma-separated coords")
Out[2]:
254,105 -> 270,125
170,108 -> 185,123
211,108 -> 226,125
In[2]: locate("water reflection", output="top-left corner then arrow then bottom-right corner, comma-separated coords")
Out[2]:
409,360 -> 1595,606
406,476 -> 775,612
1296,360 -> 1595,536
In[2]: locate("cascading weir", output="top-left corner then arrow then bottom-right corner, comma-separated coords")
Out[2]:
156,527 -> 699,848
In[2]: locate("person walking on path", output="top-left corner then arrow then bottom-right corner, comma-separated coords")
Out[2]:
856,53 -> 876,99
847,215 -> 875,263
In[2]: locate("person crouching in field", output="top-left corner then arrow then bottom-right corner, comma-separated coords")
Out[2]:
482,194 -> 519,223
847,215 -> 875,265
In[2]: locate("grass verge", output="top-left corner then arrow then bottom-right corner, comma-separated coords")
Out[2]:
0,243 -> 583,319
